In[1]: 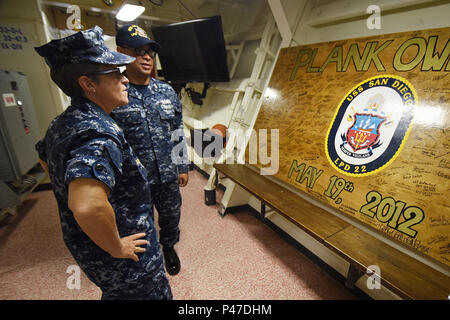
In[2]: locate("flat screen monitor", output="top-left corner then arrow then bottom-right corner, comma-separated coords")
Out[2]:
151,15 -> 230,83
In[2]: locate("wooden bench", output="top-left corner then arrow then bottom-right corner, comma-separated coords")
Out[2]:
214,163 -> 450,300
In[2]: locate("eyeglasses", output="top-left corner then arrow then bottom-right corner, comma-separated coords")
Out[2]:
85,68 -> 123,79
125,47 -> 156,58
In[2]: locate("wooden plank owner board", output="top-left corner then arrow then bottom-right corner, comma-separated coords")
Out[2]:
251,27 -> 450,267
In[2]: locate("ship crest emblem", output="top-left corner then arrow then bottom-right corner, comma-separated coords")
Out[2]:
326,75 -> 417,176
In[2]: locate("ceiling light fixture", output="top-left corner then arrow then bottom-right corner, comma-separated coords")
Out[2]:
116,3 -> 146,21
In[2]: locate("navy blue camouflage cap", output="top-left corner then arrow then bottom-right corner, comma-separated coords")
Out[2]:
116,24 -> 161,52
35,26 -> 135,69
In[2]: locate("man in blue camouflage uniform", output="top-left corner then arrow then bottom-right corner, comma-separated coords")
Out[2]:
111,25 -> 189,276
34,26 -> 172,299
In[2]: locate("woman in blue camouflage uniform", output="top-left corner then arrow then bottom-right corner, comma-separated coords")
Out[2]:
34,26 -> 172,300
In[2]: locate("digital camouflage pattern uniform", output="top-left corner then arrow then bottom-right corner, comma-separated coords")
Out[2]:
111,79 -> 189,247
34,26 -> 172,300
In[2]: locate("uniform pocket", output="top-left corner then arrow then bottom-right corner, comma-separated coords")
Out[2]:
157,107 -> 175,120
117,110 -> 145,126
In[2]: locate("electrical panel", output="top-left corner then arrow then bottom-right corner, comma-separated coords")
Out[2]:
0,70 -> 41,181
0,70 -> 44,209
